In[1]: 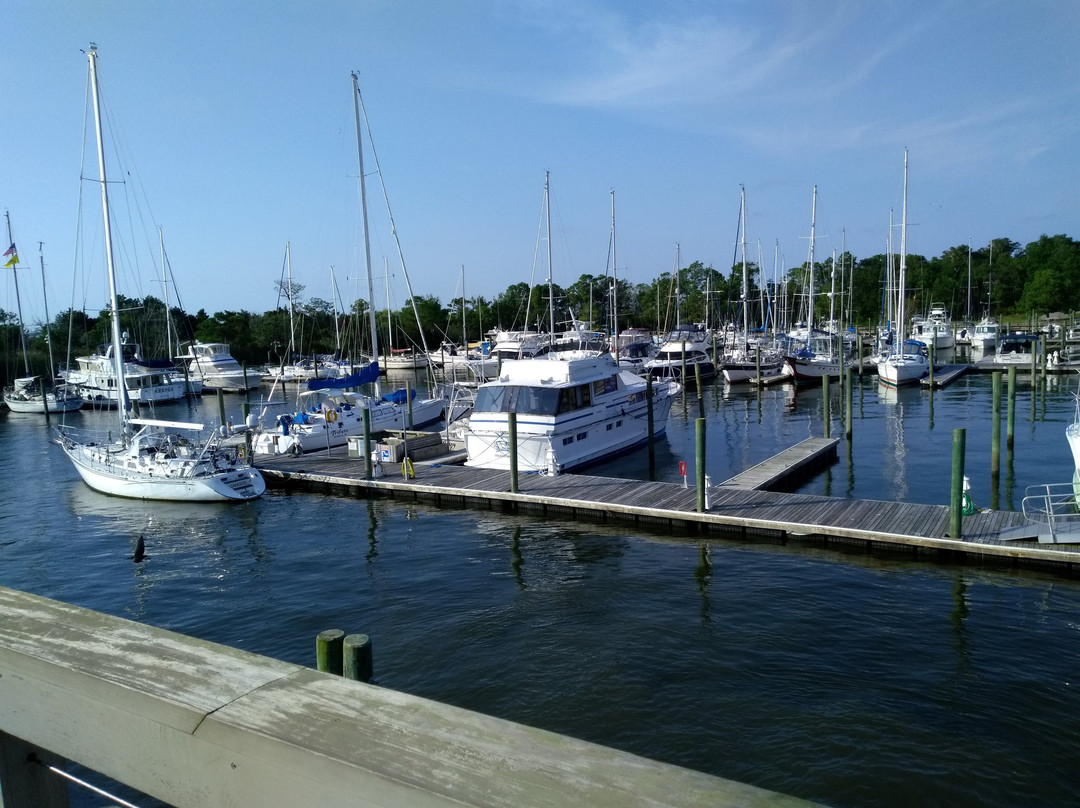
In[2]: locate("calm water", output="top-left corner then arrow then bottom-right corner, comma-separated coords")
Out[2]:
3,370 -> 1080,807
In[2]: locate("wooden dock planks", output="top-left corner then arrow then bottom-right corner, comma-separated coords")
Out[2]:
256,443 -> 1080,570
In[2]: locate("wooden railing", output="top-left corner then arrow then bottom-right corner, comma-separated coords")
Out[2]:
0,585 -> 817,807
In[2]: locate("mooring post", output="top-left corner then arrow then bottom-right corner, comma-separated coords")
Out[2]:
343,633 -> 373,683
242,363 -> 250,404
1006,366 -> 1016,451
216,388 -> 226,430
928,342 -> 935,387
822,374 -> 831,439
695,417 -> 707,512
646,374 -> 655,475
316,629 -> 345,675
845,368 -> 853,440
508,411 -> 519,493
363,407 -> 372,480
949,428 -> 966,538
755,345 -> 761,386
681,344 -> 687,391
407,382 -> 414,429
694,362 -> 704,418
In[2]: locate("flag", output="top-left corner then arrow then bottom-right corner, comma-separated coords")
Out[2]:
3,252 -> 16,268
2,243 -> 14,257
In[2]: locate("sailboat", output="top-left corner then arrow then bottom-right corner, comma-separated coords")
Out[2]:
877,149 -> 929,387
784,187 -> 851,383
55,46 -> 264,501
2,220 -> 83,413
252,72 -> 448,457
721,186 -> 785,384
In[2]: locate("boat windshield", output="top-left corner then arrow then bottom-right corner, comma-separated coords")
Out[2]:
474,385 -> 560,415
475,382 -> 601,416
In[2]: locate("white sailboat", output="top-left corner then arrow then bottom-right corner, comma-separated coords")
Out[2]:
722,186 -> 785,383
784,187 -> 850,383
877,149 -> 929,387
2,223 -> 83,413
252,72 -> 447,457
55,46 -> 264,502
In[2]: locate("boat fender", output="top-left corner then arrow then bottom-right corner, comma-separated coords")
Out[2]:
325,408 -> 338,423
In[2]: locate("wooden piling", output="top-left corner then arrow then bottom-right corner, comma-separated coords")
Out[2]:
694,362 -> 704,418
822,375 -> 831,439
316,629 -> 345,675
646,374 -> 655,475
363,407 -> 372,480
949,428 -> 966,538
844,369 -> 853,440
216,388 -> 226,429
343,633 -> 373,683
695,417 -> 706,513
508,411 -> 519,493
1006,366 -> 1016,451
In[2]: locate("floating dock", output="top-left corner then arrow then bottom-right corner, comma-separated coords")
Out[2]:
921,364 -> 969,388
255,440 -> 1080,572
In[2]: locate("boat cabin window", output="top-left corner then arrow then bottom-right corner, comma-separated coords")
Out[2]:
592,375 -> 618,397
474,385 -> 560,415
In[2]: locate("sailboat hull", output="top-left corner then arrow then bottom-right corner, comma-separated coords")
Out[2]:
4,387 -> 83,413
59,438 -> 265,501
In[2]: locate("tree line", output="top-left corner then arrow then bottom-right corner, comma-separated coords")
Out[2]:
2,233 -> 1077,385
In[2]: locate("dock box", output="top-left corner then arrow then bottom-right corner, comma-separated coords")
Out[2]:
377,439 -> 406,463
347,435 -> 366,459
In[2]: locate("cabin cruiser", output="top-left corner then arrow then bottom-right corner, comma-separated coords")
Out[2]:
176,341 -> 261,392
63,334 -> 188,406
644,323 -> 716,382
463,354 -> 680,474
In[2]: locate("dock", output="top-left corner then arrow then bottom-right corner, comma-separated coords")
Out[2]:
718,437 -> 838,490
921,364 -> 969,388
255,442 -> 1080,572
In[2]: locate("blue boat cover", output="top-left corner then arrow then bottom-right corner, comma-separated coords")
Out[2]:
306,362 -> 380,390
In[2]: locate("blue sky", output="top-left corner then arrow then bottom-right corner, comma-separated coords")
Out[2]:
2,1 -> 1078,331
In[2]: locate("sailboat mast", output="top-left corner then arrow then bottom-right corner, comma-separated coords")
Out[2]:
352,72 -> 381,397
285,241 -> 296,359
805,185 -> 817,349
610,189 -> 618,359
159,227 -> 173,357
88,46 -> 129,419
384,258 -> 392,356
897,149 -> 909,357
545,171 -> 555,338
39,243 -> 57,383
740,185 -> 748,352
5,212 -> 30,375
330,265 -> 342,357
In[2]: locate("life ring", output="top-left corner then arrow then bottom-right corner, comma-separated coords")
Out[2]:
237,445 -> 247,461
325,408 -> 338,423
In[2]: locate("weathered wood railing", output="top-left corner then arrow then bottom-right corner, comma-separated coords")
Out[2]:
0,586 -> 817,807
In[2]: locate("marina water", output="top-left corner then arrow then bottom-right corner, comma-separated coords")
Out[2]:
2,370 -> 1079,807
